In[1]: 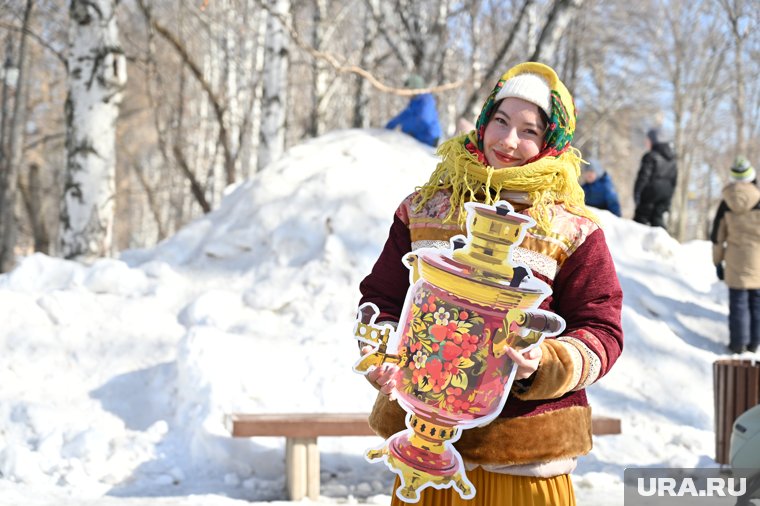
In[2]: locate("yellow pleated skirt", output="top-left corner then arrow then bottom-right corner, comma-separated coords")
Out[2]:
390,466 -> 576,506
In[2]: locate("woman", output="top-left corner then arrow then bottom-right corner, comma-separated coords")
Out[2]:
358,62 -> 623,505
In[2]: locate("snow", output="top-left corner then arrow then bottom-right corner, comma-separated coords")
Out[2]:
0,128 -> 741,505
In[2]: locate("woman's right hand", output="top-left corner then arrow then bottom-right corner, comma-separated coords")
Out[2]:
361,345 -> 399,399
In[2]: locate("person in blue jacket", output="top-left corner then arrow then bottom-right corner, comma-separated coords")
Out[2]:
581,158 -> 622,216
385,75 -> 442,148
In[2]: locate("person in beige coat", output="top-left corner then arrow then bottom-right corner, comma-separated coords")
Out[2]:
711,156 -> 760,353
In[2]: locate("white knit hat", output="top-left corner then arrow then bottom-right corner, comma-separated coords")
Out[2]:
730,156 -> 756,183
494,72 -> 551,118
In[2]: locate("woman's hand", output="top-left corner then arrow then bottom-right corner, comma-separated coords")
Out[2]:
361,345 -> 399,399
505,345 -> 542,380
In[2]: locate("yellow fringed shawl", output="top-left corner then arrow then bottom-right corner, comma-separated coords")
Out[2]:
413,131 -> 598,233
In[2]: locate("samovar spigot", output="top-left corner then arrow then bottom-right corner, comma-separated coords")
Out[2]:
492,308 -> 565,357
353,303 -> 402,373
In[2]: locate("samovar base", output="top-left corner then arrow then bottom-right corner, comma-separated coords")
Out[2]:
366,417 -> 474,503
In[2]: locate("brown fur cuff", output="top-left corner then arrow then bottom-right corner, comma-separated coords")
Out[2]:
512,340 -> 575,401
368,393 -> 592,466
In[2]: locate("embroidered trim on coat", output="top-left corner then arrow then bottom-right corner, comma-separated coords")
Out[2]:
411,239 -> 450,251
513,246 -> 558,280
559,334 -> 601,390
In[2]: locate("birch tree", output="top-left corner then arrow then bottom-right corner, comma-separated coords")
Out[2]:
352,2 -> 375,128
309,0 -> 328,137
720,0 -> 750,158
60,0 -> 126,260
257,0 -> 290,172
0,0 -> 32,272
658,0 -> 727,241
530,0 -> 585,64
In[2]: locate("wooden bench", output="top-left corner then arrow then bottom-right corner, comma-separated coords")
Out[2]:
226,412 -> 621,501
227,413 -> 375,500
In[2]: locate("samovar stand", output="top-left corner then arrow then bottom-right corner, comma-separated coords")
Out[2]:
366,414 -> 474,502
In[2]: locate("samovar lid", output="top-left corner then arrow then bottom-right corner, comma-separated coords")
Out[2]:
410,202 -> 551,309
418,250 -> 544,293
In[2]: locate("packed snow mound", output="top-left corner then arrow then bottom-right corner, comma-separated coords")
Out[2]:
0,128 -> 733,505
135,128 -> 438,270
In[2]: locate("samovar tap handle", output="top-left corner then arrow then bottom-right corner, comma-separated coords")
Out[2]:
492,308 -> 566,357
353,303 -> 402,373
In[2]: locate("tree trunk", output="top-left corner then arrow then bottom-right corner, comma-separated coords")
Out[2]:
131,163 -> 166,241
0,37 -> 12,161
309,0 -> 329,137
353,2 -> 375,128
238,0 -> 262,179
247,5 -> 268,177
257,0 -> 290,172
60,0 -> 126,261
460,0 -> 534,119
530,0 -> 584,65
224,0 -> 241,179
0,0 -> 32,272
722,0 -> 747,157
18,163 -> 51,254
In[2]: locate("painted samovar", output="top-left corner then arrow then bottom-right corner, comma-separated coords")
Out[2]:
353,201 -> 565,502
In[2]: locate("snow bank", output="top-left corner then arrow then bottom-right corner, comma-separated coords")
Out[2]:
0,129 -> 736,505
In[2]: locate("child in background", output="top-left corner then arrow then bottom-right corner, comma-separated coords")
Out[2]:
359,62 -> 623,505
385,74 -> 442,148
581,158 -> 622,216
711,156 -> 760,354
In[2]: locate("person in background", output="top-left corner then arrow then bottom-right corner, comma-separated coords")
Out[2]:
359,61 -> 623,505
711,156 -> 760,354
385,74 -> 442,148
633,128 -> 678,228
580,159 -> 621,216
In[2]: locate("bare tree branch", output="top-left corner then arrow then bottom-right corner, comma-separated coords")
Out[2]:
131,163 -> 166,239
254,0 -> 464,96
460,0 -> 534,118
530,0 -> 584,63
0,20 -> 67,69
136,0 -> 236,185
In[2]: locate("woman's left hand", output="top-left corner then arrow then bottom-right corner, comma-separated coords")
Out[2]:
505,345 -> 542,380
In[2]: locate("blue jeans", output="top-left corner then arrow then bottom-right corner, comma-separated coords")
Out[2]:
729,288 -> 760,350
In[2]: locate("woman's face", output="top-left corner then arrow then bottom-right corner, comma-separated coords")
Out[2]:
483,98 -> 546,169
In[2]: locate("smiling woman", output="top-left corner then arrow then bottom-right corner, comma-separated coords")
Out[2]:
357,61 -> 624,506
483,98 -> 547,169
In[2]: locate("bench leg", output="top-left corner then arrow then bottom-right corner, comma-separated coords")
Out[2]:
306,438 -> 319,500
285,437 -> 319,501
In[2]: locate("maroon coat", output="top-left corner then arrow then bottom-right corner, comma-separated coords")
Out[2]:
360,190 -> 623,467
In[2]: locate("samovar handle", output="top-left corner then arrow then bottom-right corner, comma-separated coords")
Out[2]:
402,252 -> 420,283
492,308 -> 565,358
353,302 -> 402,373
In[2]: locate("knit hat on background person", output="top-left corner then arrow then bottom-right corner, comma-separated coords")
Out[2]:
404,74 -> 425,89
730,156 -> 756,183
494,72 -> 551,118
646,128 -> 660,144
583,159 -> 604,177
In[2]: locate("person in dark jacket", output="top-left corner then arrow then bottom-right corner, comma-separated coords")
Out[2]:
385,75 -> 442,148
711,156 -> 760,354
633,128 -> 678,228
581,159 -> 621,216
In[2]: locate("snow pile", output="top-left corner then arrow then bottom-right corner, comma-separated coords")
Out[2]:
0,128 -> 736,505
